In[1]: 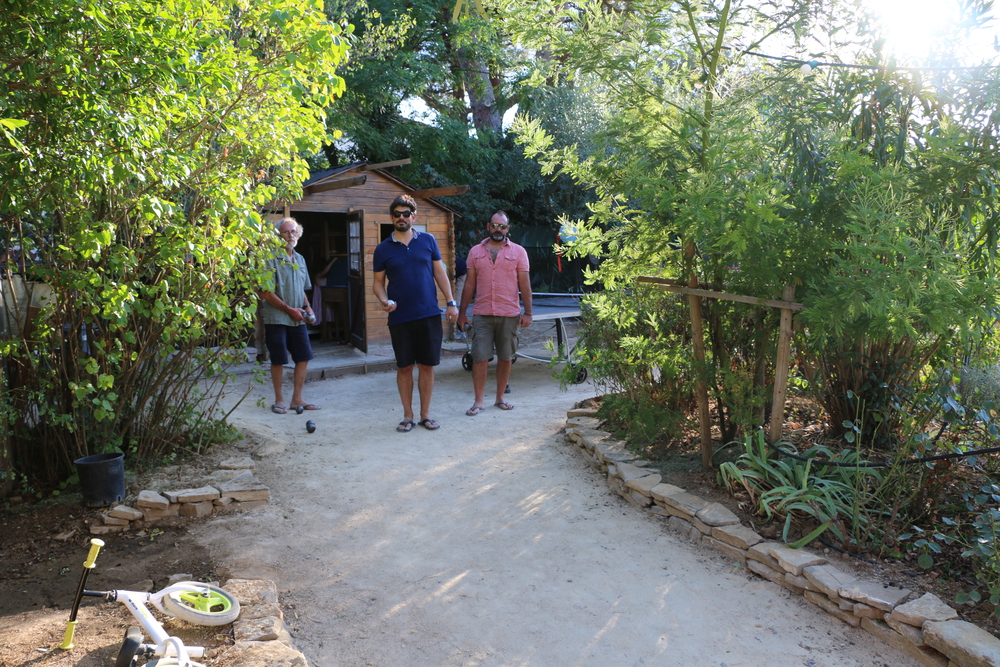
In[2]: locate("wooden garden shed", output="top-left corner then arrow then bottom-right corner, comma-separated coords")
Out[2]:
268,160 -> 465,353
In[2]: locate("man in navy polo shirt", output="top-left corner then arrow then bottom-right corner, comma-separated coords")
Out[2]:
373,194 -> 459,432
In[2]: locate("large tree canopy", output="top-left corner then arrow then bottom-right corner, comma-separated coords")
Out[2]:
315,0 -> 596,271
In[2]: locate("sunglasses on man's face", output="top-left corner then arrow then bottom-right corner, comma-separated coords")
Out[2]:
391,209 -> 413,219
488,222 -> 509,230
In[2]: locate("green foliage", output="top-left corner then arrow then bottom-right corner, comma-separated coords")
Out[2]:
900,484 -> 1000,618
801,161 -> 980,346
719,431 -> 885,548
508,0 -> 1000,460
566,286 -> 694,437
330,0 -> 522,132
960,365 -> 1000,413
508,0 -> 857,454
505,0 -> 1000,612
318,0 -> 597,268
595,392 -> 687,447
0,0 -> 347,489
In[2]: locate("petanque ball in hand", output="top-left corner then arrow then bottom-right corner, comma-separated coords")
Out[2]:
296,405 -> 305,415
306,420 -> 316,433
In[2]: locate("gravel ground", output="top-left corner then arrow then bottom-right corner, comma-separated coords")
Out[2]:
192,354 -> 917,667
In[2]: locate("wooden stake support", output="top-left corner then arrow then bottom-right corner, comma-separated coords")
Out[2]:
639,276 -> 801,468
683,245 -> 713,470
768,285 -> 797,445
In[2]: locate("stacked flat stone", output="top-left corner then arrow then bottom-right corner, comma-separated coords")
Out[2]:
214,579 -> 308,666
564,404 -> 1000,667
90,456 -> 270,534
210,579 -> 308,667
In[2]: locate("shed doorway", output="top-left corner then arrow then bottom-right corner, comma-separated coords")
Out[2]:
293,210 -> 366,352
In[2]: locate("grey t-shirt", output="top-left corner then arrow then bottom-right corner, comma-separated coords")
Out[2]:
261,250 -> 312,327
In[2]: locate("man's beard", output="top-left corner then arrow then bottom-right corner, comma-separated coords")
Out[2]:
490,231 -> 506,242
395,220 -> 412,232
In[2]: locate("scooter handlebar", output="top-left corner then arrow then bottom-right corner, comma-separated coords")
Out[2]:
84,538 -> 104,568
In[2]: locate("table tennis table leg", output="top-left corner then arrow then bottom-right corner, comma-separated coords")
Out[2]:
555,317 -> 567,363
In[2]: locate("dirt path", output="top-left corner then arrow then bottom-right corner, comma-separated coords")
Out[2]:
194,355 -> 915,666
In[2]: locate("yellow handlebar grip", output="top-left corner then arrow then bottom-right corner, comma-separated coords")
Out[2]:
60,620 -> 77,649
83,539 -> 104,569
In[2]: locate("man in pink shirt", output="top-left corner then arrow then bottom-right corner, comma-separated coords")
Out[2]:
457,211 -> 533,415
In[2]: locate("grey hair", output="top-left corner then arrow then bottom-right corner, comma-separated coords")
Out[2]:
275,217 -> 303,236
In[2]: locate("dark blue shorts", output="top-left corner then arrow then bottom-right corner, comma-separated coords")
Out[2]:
388,315 -> 443,368
264,323 -> 314,366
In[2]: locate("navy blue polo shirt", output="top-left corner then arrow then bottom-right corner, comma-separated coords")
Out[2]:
372,229 -> 443,326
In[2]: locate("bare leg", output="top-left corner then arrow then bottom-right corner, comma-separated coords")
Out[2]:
471,360 -> 488,409
417,363 -> 435,421
270,364 -> 285,407
495,359 -> 513,406
290,361 -> 308,407
396,365 -> 415,420
254,313 -> 268,362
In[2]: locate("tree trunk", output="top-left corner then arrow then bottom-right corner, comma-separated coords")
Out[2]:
456,50 -> 502,137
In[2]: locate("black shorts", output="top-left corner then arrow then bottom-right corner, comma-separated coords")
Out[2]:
388,315 -> 443,368
264,323 -> 314,366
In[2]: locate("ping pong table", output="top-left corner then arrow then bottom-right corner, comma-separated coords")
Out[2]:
459,292 -> 588,384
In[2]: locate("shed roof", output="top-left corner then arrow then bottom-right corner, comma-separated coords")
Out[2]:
303,162 -> 461,216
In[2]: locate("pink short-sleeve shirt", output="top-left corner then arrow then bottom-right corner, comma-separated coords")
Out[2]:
467,238 -> 530,317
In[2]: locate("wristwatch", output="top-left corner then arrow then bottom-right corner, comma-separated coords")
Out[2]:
446,300 -> 458,307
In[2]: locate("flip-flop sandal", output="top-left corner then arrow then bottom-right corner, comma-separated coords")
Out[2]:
396,420 -> 415,432
494,402 -> 515,410
292,403 -> 321,411
271,404 -> 288,414
418,418 -> 441,430
466,406 -> 485,416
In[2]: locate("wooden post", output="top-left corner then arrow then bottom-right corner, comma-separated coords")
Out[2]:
686,243 -> 713,470
635,274 -> 804,464
768,285 -> 796,444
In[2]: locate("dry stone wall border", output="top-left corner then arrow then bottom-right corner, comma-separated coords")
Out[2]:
89,456 -> 271,535
216,579 -> 309,667
565,406 -> 1000,667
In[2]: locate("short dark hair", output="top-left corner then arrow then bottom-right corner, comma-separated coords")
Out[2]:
390,194 -> 417,216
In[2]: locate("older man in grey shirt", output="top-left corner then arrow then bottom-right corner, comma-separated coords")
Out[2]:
258,218 -> 320,414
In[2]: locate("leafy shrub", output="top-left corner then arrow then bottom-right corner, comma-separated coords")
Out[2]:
596,393 -> 686,447
899,483 -> 1000,617
719,431 -> 885,549
562,286 -> 695,442
960,366 -> 1000,413
0,0 -> 348,491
